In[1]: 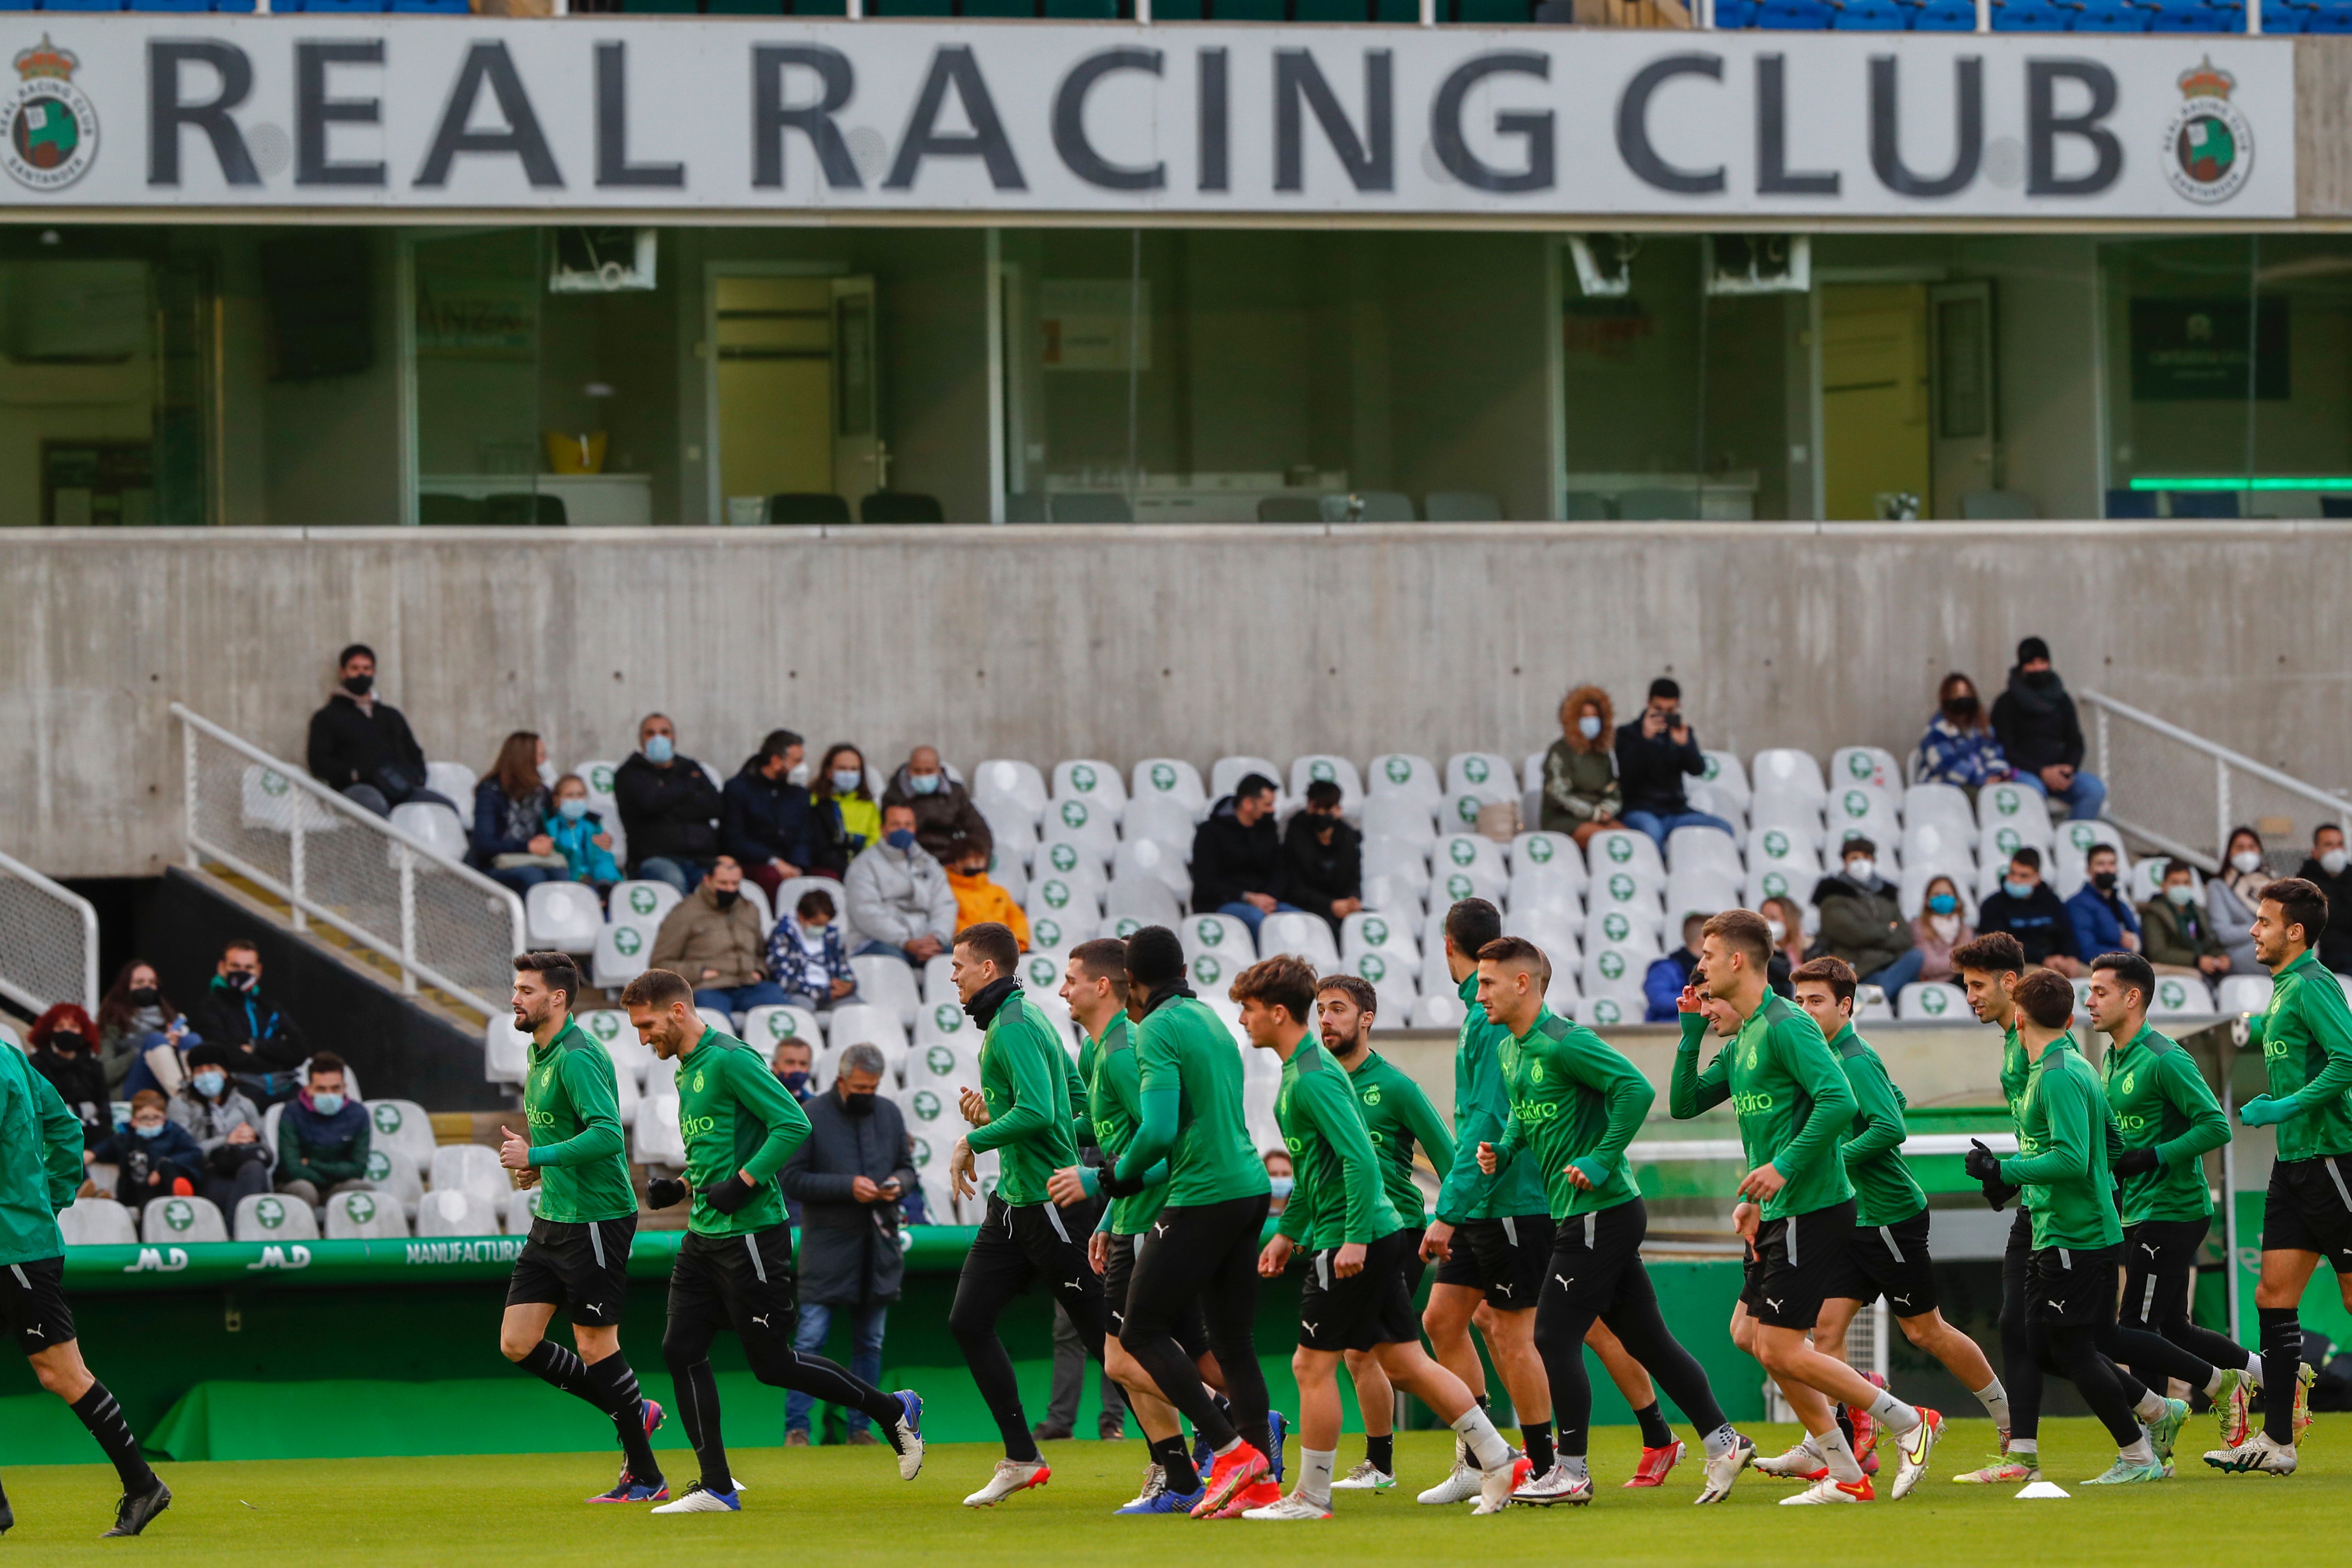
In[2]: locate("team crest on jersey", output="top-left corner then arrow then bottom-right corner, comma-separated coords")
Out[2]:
1363,1084 -> 1382,1105
3,37 -> 97,192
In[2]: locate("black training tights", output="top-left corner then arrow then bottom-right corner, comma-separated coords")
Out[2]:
947,1199 -> 1107,1462
1534,1261 -> 1727,1460
1998,1216 -> 2047,1441
663,1319 -> 904,1490
2029,1320 -> 2143,1446
1119,1194 -> 1272,1459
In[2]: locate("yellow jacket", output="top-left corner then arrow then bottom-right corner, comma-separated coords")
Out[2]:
948,870 -> 1030,951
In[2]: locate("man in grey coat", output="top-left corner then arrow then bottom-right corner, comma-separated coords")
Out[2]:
842,802 -> 960,965
779,1043 -> 919,1446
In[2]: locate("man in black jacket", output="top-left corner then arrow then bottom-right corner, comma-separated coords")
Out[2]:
1280,780 -> 1363,933
614,713 -> 723,895
305,644 -> 452,817
1613,676 -> 1734,849
880,747 -> 992,866
779,1043 -> 918,1447
185,939 -> 311,1102
1989,636 -> 2108,824
1189,773 -> 1300,939
1974,847 -> 2083,977
2293,824 -> 2352,975
722,729 -> 814,906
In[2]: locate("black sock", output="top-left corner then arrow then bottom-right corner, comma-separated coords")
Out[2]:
2259,1307 -> 2302,1445
1153,1433 -> 1201,1494
1475,1393 -> 1491,1413
69,1383 -> 156,1494
1632,1400 -> 1673,1450
1836,1402 -> 1857,1448
518,1340 -> 591,1400
1367,1432 -> 1396,1474
677,1361 -> 733,1494
1520,1420 -> 1553,1474
582,1354 -> 664,1484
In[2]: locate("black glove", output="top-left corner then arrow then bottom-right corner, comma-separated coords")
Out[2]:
2111,1147 -> 2160,1177
703,1172 -> 758,1214
1981,1177 -> 2020,1211
1095,1162 -> 1141,1200
646,1176 -> 687,1211
1963,1139 -> 2004,1183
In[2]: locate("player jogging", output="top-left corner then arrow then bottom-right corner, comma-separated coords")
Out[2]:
0,1026 -> 170,1537
944,922 -> 1106,1507
1101,925 -> 1280,1519
495,951 -> 667,1503
2205,876 -> 2352,1474
1240,957 -> 1524,1519
1046,938 -> 1217,1515
2086,951 -> 2251,1440
1471,936 -> 1754,1507
1670,911 -> 1944,1505
1770,957 -> 2010,1483
1968,969 -> 2184,1485
620,968 -> 924,1514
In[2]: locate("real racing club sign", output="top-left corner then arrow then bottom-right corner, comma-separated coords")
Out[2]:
0,18 -> 2295,220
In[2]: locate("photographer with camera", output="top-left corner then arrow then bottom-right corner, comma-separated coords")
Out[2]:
1613,677 -> 1734,849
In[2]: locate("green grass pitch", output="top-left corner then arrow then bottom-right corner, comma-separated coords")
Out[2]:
5,1419 -> 2341,1566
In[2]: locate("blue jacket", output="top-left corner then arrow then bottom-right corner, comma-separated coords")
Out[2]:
470,777 -> 551,863
88,1119 -> 206,1196
722,762 -> 817,871
2066,883 -> 2141,961
1643,947 -> 1701,1023
768,921 -> 854,1002
546,809 -> 621,886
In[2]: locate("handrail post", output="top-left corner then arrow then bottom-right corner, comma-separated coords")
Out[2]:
181,716 -> 201,872
2216,757 -> 2232,862
288,823 -> 308,934
398,846 -> 418,996
2096,705 -> 2111,796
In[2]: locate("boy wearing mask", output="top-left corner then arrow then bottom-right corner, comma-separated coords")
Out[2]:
85,1092 -> 204,1217
546,773 -> 622,895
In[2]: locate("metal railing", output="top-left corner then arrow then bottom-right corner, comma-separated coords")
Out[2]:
2083,689 -> 2351,875
170,703 -> 524,1020
0,849 -> 99,1019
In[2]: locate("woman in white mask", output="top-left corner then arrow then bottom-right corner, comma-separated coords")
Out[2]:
2207,826 -> 2269,974
1910,874 -> 1975,984
1538,683 -> 1621,849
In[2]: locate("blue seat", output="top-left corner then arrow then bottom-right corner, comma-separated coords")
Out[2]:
1835,0 -> 1911,24
129,0 -> 218,11
1992,0 -> 2069,24
1713,0 -> 1761,19
2261,2 -> 2305,27
1758,0 -> 1837,23
389,0 -> 470,11
2307,2 -> 2352,27
2073,2 -> 2150,24
41,0 -> 129,10
2105,488 -> 2159,519
2147,2 -> 2228,23
1913,0 -> 1977,25
2166,490 -> 2240,518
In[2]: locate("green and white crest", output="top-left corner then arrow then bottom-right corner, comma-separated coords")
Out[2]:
1197,918 -> 1224,946
1464,757 -> 1490,784
628,885 -> 659,915
1603,911 -> 1631,943
1598,950 -> 1626,981
1593,999 -> 1622,1025
162,1199 -> 194,1232
1607,837 -> 1634,864
1150,762 -> 1177,792
1070,764 -> 1097,793
613,926 -> 643,957
1050,843 -> 1080,873
1448,838 -> 1477,867
1384,757 -> 1412,786
1527,837 -> 1555,864
932,1005 -> 962,1036
1060,800 -> 1090,830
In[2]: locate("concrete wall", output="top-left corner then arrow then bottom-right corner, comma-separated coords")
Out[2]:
6,521 -> 2351,878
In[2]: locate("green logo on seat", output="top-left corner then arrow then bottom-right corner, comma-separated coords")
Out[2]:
1457,796 -> 1480,825
1028,957 -> 1058,989
1151,763 -> 1177,792
1385,758 -> 1412,785
590,766 -> 615,794
1449,838 -> 1476,867
1050,843 -> 1079,873
1843,791 -> 1869,819
1598,951 -> 1625,981
2161,980 -> 2187,1008
590,1012 -> 620,1041
1363,917 -> 1388,945
1193,956 -> 1220,985
373,1104 -> 401,1133
1921,988 -> 1949,1014
1060,802 -> 1088,832
367,1151 -> 390,1180
1311,760 -> 1335,783
1849,753 -> 1874,780
1764,872 -> 1788,898
1070,764 -> 1097,793
1447,874 -> 1473,900
1594,999 -> 1622,1025
1358,954 -> 1387,983
1527,837 -> 1554,863
629,886 -> 658,915
1115,918 -> 1140,938
2070,824 -> 2096,850
254,1197 -> 285,1229
912,1089 -> 942,1122
910,1137 -> 932,1169
1704,755 -> 1721,780
261,770 -> 288,796
1995,828 -> 2021,856
767,1010 -> 794,1040
1042,882 -> 1071,910
1034,919 -> 1062,948
1763,830 -> 1790,860
926,1045 -> 956,1076
163,1200 -> 194,1232
1465,757 -> 1490,784
1198,919 -> 1224,946
345,1194 -> 378,1225
1608,873 -> 1635,902
933,1006 -> 961,1036
613,927 -> 642,957
1604,911 -> 1631,942
1993,787 -> 2020,817
1607,837 -> 1633,864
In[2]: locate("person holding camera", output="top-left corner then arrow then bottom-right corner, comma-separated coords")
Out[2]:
167,1045 -> 275,1211
1613,677 -> 1734,849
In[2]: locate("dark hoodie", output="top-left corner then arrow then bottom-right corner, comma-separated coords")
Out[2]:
1990,666 -> 2086,776
879,764 -> 992,865
188,976 -> 309,1072
1190,795 -> 1286,914
31,1040 -> 110,1146
721,758 -> 817,871
1281,811 -> 1361,925
1810,870 -> 1913,979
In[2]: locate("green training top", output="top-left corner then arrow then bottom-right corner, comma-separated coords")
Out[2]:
1491,1006 -> 1653,1220
1344,1047 -> 1453,1225
2001,1035 -> 2124,1252
675,1028 -> 810,1237
0,1043 -> 80,1267
1130,993 -> 1270,1206
525,1016 -> 636,1224
1670,997 -> 1857,1221
2101,1023 -> 2229,1225
1081,1013 -> 1166,1235
1831,1023 -> 1926,1228
1433,971 -> 1548,1225
2250,948 -> 2352,1162
964,986 -> 1080,1207
1273,1036 -> 1402,1251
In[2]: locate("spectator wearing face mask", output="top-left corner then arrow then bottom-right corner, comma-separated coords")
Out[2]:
2294,823 -> 2352,975
186,939 -> 310,1102
1914,672 -> 2013,798
2207,826 -> 2270,975
1910,874 -> 1976,984
809,744 -> 882,877
544,772 -> 621,895
2064,843 -> 2142,962
168,1045 -> 274,1209
881,746 -> 991,866
613,712 -> 724,895
1540,684 -> 1623,848
650,855 -> 789,1017
772,1037 -> 817,1105
95,959 -> 194,1098
1761,894 -> 1809,990
945,844 -> 1029,952
305,643 -> 453,818
2139,861 -> 2233,980
1975,846 -> 2082,975
1989,636 -> 2106,823
723,729 -> 816,906
1811,838 -> 1924,996
1189,773 -> 1300,936
769,887 -> 861,1010
273,1052 -> 371,1211
779,1042 -> 916,1449
1263,1149 -> 1295,1217
28,1004 -> 109,1148
843,802 -> 961,965
85,1091 -> 204,1217
1280,779 -> 1363,932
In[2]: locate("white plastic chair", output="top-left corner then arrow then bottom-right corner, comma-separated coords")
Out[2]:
416,1187 -> 501,1238
1586,828 -> 1667,885
1180,912 -> 1258,965
1828,746 -> 1903,794
1699,751 -> 1753,815
1824,785 -> 1901,856
1130,758 -> 1207,815
1504,906 -> 1583,971
1367,753 -> 1443,807
1122,796 -> 1200,857
362,1144 -> 425,1218
1896,982 -> 1968,1021
826,1003 -> 910,1076
633,1093 -> 686,1168
1361,794 -> 1439,849
1210,756 -> 1286,806
1664,825 -> 1742,879
484,1015 -> 531,1084
1180,947 -> 1249,1002
1289,756 -> 1365,817
972,759 -> 1049,827
1586,868 -> 1668,935
525,882 -> 604,955
1259,912 -> 1341,971
429,1144 -> 511,1215
975,800 -> 1039,871
1445,752 -> 1519,807
59,1197 -> 138,1246
507,1184 -> 544,1236
1662,870 -> 1742,924
2218,975 -> 2274,1015
366,1098 -> 438,1171
1572,994 -> 1637,1029
425,760 -> 478,805
1751,748 -> 1828,805
1363,836 -> 1433,896
743,1003 -> 823,1054
1341,909 -> 1420,968
577,1009 -> 656,1086
1113,836 -> 1191,902
850,954 -> 922,1029
922,953 -> 958,1008
241,764 -> 340,832
1040,797 -> 1119,869
1903,783 -> 1976,836
232,1192 -> 318,1243
1106,875 -> 1184,930
1413,992 -> 1469,1030
610,879 -> 683,927
1977,781 -> 2057,839
1023,910 -> 1097,960
1050,759 -> 1128,823
388,801 -> 469,864
2148,974 -> 2216,1018
324,1189 -> 410,1240
695,1006 -> 735,1038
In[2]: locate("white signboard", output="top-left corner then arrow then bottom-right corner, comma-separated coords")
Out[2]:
0,21 -> 2295,219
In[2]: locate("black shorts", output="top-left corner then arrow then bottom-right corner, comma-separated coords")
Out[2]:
1398,1225 -> 1427,1302
2262,1153 -> 2352,1272
506,1214 -> 637,1326
1740,1200 -> 1856,1331
2028,1242 -> 2123,1328
963,1193 -> 1098,1305
1105,1231 -> 1210,1359
1538,1199 -> 1650,1317
1822,1208 -> 1940,1319
0,1257 -> 75,1355
1432,1213 -> 1554,1312
2120,1216 -> 2209,1327
1298,1230 -> 1421,1353
668,1227 -> 798,1347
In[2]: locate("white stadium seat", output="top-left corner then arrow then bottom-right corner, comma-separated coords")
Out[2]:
590,917 -> 656,990
695,1007 -> 734,1038
1900,821 -> 1977,881
826,1003 -> 910,1074
1896,982 -> 1967,1021
1259,911 -> 1341,971
1446,752 -> 1519,808
1363,836 -> 1432,896
1977,781 -> 2056,839
770,876 -> 846,928
507,1185 -> 544,1235
1664,825 -> 1742,880
59,1197 -> 138,1246
611,878 -> 682,926
1341,910 -> 1420,971
1023,908 -> 1098,958
363,1145 -> 426,1218
366,1098 -> 438,1172
1433,832 -> 1508,888
922,952 -> 958,1008
577,1009 -> 656,1085
1113,836 -> 1192,901
1027,863 -> 1106,921
1586,828 -> 1666,885
1438,790 -> 1493,837
417,1187 -> 502,1238
2148,974 -> 2215,1018
850,954 -> 922,1029
1367,753 -> 1444,806
1824,784 -> 1901,858
1413,991 -> 1469,1030
1185,946 -> 1253,1002
972,759 -> 1049,826
1288,755 -> 1365,816
1361,794 -> 1438,848
1050,758 -> 1127,822
388,800 -> 469,863
1699,751 -> 1753,815
633,1093 -> 685,1167
1130,757 -> 1207,815
1586,868 -> 1667,936
232,1192 -> 317,1243
484,1014 -> 531,1083
324,1189 -> 410,1240
1979,820 -> 2054,871
744,1003 -> 823,1055
1903,783 -> 1976,836
1828,745 -> 1902,793
1040,798 -> 1119,871
976,801 -> 1038,871
1012,951 -> 1066,999
1105,874 -> 1183,931
914,995 -> 978,1049
1337,950 -> 1418,1026
424,760 -> 477,805
1572,994 -> 1638,1029
241,763 -> 340,833
576,761 -> 627,864
1749,795 -> 1828,850
1583,906 -> 1663,961
1662,870 -> 1742,924
2218,975 -> 2273,1015
1181,912 -> 1258,966
525,881 -> 604,955
1122,797 -> 1199,858
1505,906 -> 1583,972
430,1144 -> 511,1216
1210,755 -> 1285,804
1751,748 -> 1828,805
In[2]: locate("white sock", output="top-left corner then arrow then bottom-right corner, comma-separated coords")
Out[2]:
2244,1353 -> 2265,1388
1297,1447 -> 1336,1508
1866,1388 -> 1922,1436
2132,1389 -> 2170,1424
1799,1431 -> 1824,1456
1701,1422 -> 1739,1460
1451,1406 -> 1512,1472
1818,1428 -> 1864,1483
2203,1366 -> 2227,1399
1973,1376 -> 2009,1430
2120,1435 -> 2155,1466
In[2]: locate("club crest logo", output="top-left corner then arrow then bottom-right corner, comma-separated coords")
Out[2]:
2165,58 -> 2252,205
1050,843 -> 1080,872
2160,979 -> 2188,1008
1448,838 -> 1477,867
1991,787 -> 2021,819
1847,752 -> 1874,781
1060,801 -> 1089,831
2070,824 -> 2098,851
1446,873 -> 1474,900
1592,999 -> 1622,1025
1919,987 -> 1948,1015
254,1197 -> 286,1229
261,770 -> 289,797
1603,911 -> 1631,942
613,926 -> 642,957
1464,757 -> 1490,785
1150,762 -> 1177,792
1843,791 -> 1870,820
345,1193 -> 379,1225
1114,917 -> 1140,938
591,1011 -> 621,1041
1704,755 -> 1721,780
367,1151 -> 391,1181
373,1104 -> 402,1134
1357,953 -> 1387,983
1197,918 -> 1224,946
911,1089 -> 942,1122
1763,872 -> 1788,899
1607,873 -> 1635,903
767,1009 -> 795,1039
1069,764 -> 1097,793
1310,760 -> 1335,783
1026,957 -> 1057,988
1995,827 -> 2022,857
925,1044 -> 956,1076
1526,837 -> 1554,864
1384,757 -> 1412,786
1606,837 -> 1634,864
1456,795 -> 1480,825
163,1199 -> 194,1232
4,37 -> 96,192
1762,830 -> 1790,860
1598,950 -> 1626,981
1363,917 -> 1389,945
1035,920 -> 1063,950
628,886 -> 659,915
1041,881 -> 1071,911
909,1135 -> 932,1168
590,764 -> 615,793
1193,955 -> 1220,985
